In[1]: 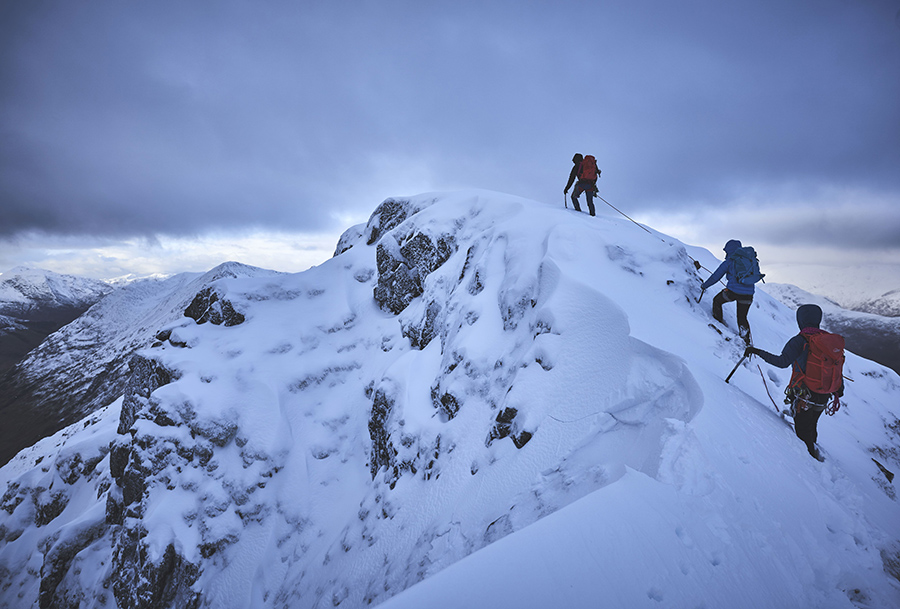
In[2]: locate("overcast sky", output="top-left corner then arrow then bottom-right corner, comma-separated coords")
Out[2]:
2,0 -> 899,291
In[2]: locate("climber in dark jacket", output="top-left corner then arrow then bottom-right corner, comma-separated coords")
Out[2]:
746,304 -> 844,461
563,153 -> 598,216
701,239 -> 754,343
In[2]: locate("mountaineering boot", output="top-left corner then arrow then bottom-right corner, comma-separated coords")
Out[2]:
809,445 -> 825,462
738,326 -> 751,345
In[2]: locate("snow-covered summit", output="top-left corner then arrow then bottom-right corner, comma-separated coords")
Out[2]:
1,192 -> 899,609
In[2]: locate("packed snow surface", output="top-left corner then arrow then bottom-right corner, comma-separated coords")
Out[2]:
1,191 -> 899,608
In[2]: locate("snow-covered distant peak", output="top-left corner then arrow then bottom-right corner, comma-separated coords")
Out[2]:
199,260 -> 285,282
105,272 -> 173,286
103,261 -> 283,287
858,288 -> 900,318
765,262 -> 900,316
764,282 -> 887,323
0,266 -> 113,310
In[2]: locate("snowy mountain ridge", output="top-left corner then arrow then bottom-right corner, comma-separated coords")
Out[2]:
0,266 -> 112,313
1,191 -> 898,609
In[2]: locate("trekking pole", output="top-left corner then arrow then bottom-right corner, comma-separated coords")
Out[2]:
725,353 -> 748,383
564,192 -> 568,209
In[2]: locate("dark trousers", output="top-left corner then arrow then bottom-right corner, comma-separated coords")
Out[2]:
571,180 -> 596,216
712,289 -> 752,333
793,402 -> 825,456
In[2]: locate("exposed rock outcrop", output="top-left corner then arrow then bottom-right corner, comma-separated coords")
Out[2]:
184,286 -> 245,326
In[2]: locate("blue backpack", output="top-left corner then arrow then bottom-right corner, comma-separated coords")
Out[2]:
729,246 -> 765,285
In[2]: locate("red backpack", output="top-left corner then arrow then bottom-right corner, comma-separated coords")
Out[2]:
790,329 -> 845,394
579,155 -> 598,180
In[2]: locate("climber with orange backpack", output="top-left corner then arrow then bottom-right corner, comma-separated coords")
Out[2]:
746,304 -> 845,461
563,153 -> 600,216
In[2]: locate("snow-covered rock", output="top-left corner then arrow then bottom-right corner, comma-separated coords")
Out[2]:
1,191 -> 898,609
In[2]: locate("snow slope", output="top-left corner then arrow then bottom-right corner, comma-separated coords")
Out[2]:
1,191 -> 898,609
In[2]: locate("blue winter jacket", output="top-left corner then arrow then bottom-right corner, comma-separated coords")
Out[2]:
701,239 -> 755,296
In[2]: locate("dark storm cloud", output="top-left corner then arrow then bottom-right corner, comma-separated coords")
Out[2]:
1,0 -> 899,249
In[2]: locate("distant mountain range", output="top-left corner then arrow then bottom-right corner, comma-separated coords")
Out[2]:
763,283 -> 900,377
855,289 -> 900,318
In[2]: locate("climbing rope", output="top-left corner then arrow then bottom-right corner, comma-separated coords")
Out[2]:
593,193 -> 719,281
757,364 -> 781,414
596,194 -> 653,236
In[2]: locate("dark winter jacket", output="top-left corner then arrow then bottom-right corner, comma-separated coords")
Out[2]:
701,239 -> 755,296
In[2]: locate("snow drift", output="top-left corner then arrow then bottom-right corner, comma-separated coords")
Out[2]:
1,191 -> 898,608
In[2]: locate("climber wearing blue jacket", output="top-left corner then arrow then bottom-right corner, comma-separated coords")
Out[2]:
701,239 -> 755,343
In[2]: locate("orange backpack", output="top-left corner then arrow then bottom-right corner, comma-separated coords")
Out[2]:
579,155 -> 598,180
790,330 -> 845,394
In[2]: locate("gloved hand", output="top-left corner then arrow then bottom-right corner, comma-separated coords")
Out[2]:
744,346 -> 761,358
563,189 -> 568,195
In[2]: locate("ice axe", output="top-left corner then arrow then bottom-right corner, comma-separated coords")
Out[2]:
696,288 -> 705,304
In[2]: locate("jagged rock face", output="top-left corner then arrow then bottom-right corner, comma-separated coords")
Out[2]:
370,204 -> 456,317
105,354 -> 204,609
